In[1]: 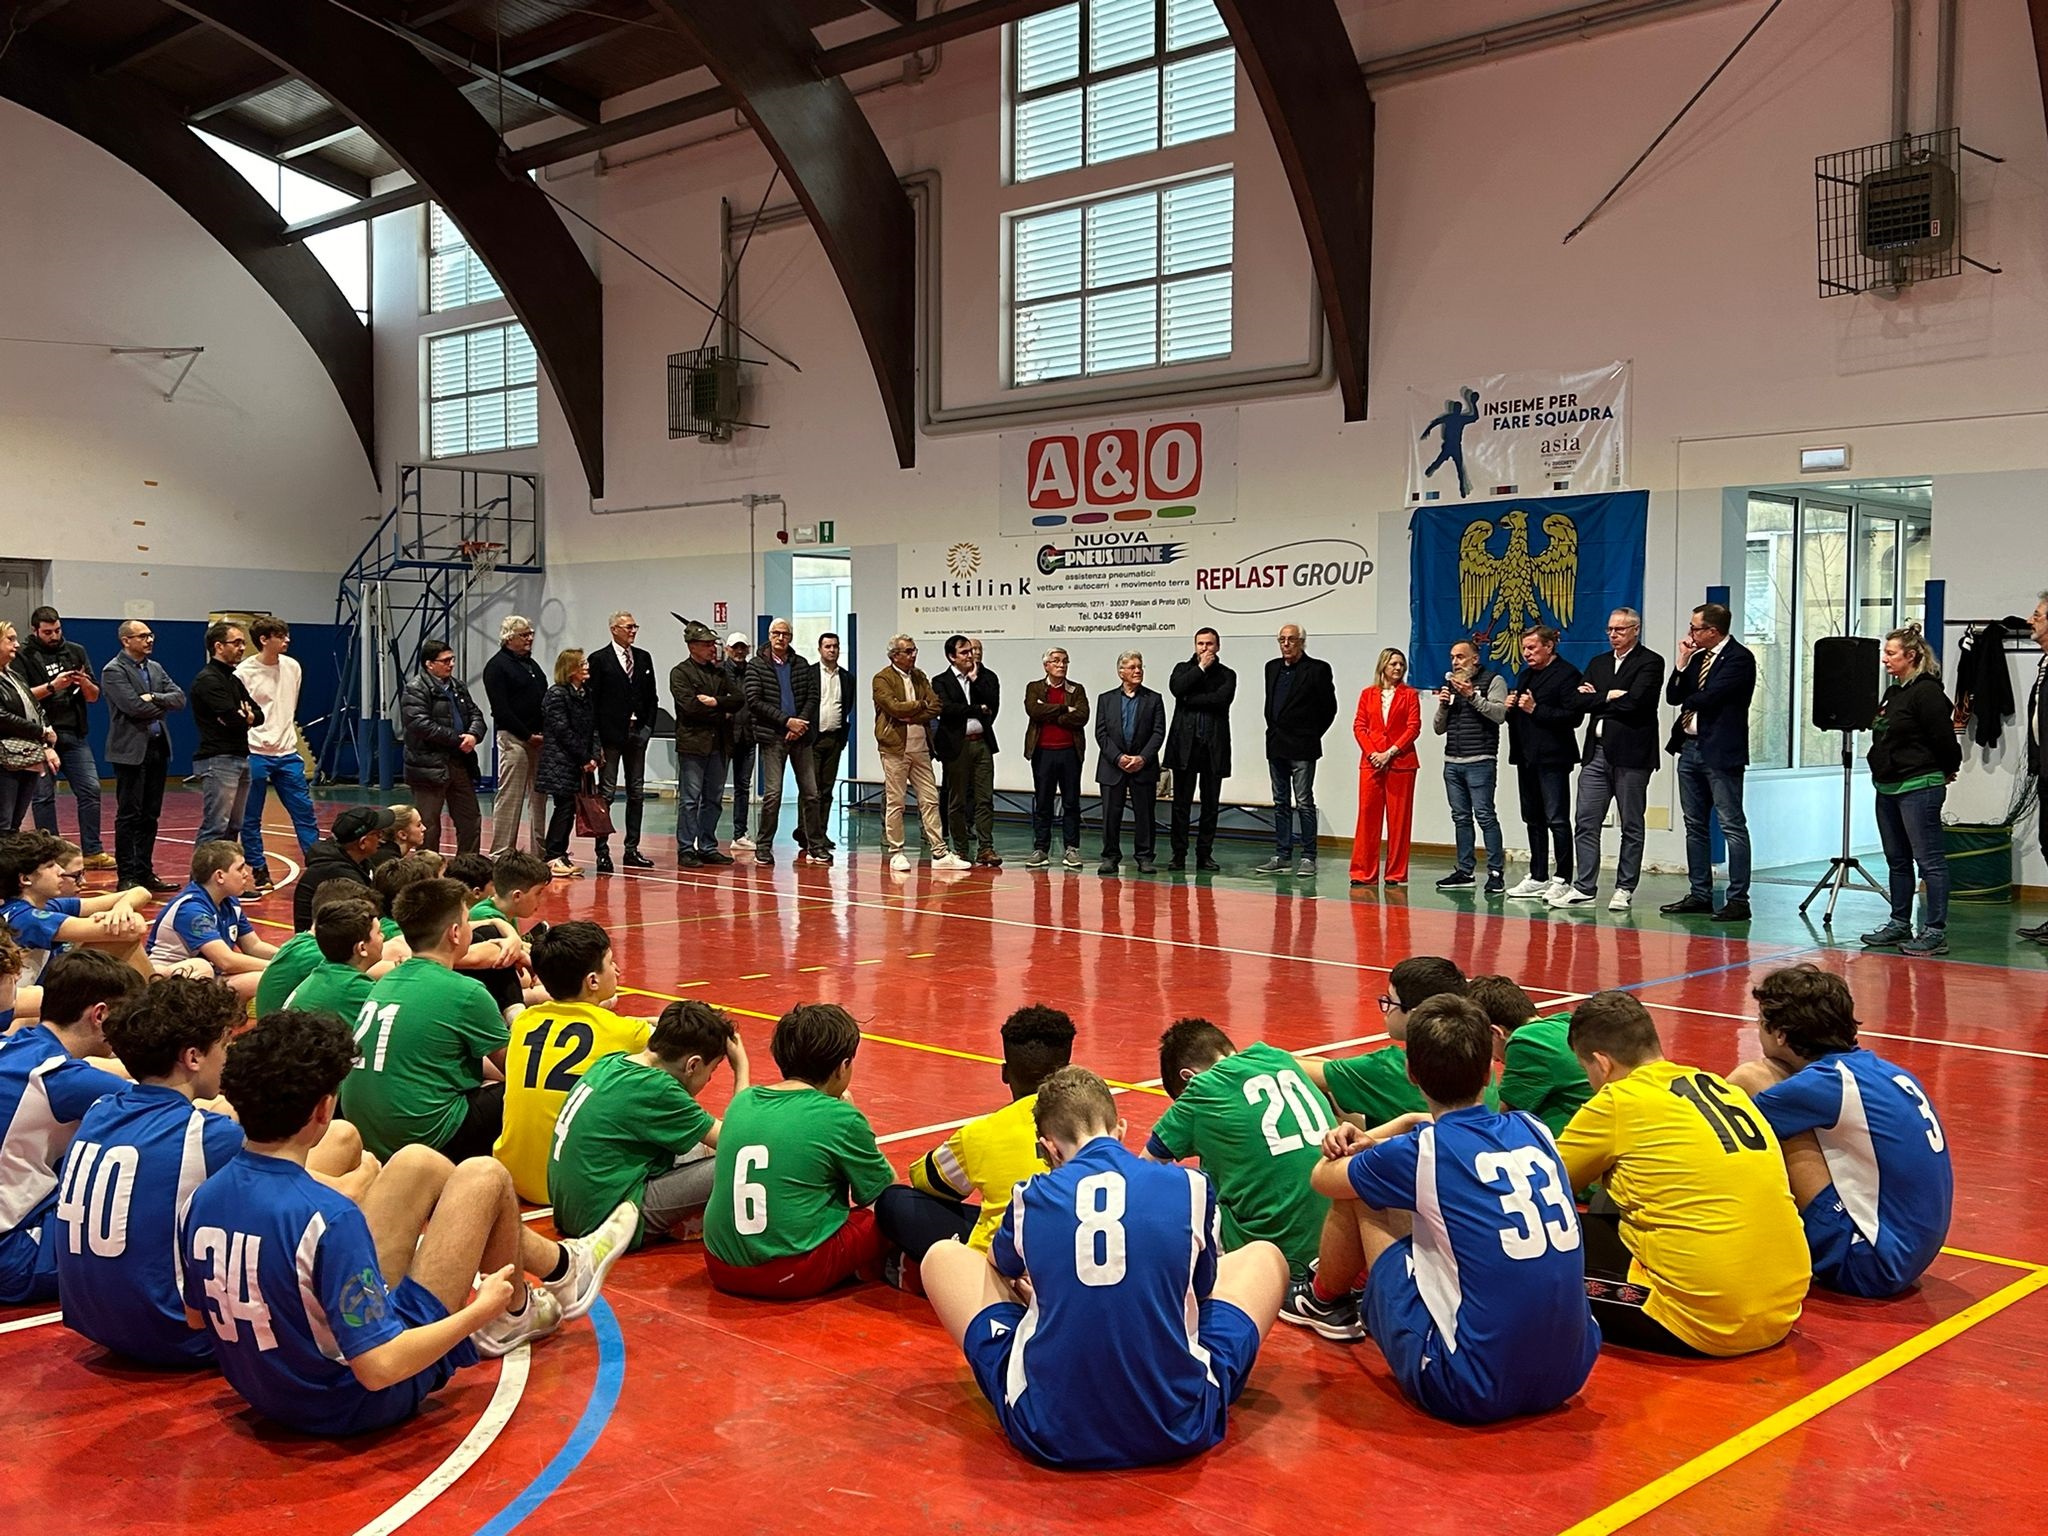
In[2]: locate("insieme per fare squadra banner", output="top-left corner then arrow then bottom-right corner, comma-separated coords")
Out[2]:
898,521 -> 1378,641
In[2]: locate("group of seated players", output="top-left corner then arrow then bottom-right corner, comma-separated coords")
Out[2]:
0,833 -> 1955,1470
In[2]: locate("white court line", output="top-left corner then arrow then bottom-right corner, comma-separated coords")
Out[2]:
350,1345 -> 531,1536
1626,997 -> 2048,1063
0,1309 -> 61,1336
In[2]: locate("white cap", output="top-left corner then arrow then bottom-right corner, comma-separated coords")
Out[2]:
727,633 -> 750,647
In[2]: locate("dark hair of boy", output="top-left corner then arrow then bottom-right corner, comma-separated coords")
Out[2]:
221,1010 -> 357,1144
1466,975 -> 1541,1036
1567,991 -> 1662,1065
1403,995 -> 1497,1105
312,877 -> 384,919
0,923 -> 23,980
1033,1065 -> 1118,1144
652,1000 -> 737,1064
1157,1017 -> 1233,1099
1001,1004 -> 1077,1097
373,851 -> 444,904
770,1002 -> 861,1083
1750,964 -> 1860,1060
1389,955 -> 1466,1010
0,831 -> 65,896
493,850 -> 552,896
40,949 -> 148,1025
102,977 -> 244,1080
248,616 -> 289,644
392,877 -> 469,952
531,920 -> 610,1002
312,899 -> 381,964
446,852 -> 495,893
190,839 -> 243,884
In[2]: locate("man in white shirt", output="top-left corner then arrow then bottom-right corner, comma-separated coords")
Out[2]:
812,631 -> 848,853
235,617 -> 320,896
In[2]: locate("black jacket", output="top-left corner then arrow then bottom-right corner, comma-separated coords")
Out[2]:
1505,656 -> 1585,767
189,658 -> 264,759
401,673 -> 485,786
744,651 -> 820,746
1867,673 -> 1962,785
720,657 -> 754,742
1166,657 -> 1235,774
586,641 -> 656,747
932,665 -> 1001,762
537,683 -> 601,797
293,839 -> 373,931
1664,637 -> 1757,769
1574,646 -> 1668,771
11,637 -> 91,738
482,646 -> 550,740
1095,686 -> 1166,786
1264,654 -> 1338,761
1956,625 -> 2016,750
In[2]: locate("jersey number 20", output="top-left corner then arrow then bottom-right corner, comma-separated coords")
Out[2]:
1242,1071 -> 1333,1156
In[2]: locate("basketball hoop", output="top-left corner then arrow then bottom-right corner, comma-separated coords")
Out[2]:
459,540 -> 506,579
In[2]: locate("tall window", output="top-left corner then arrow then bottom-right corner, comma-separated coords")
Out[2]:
428,204 -> 503,312
427,321 -> 538,458
194,130 -> 369,323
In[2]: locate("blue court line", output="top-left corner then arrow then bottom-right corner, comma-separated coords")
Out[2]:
472,1298 -> 625,1536
1608,944 -> 1822,998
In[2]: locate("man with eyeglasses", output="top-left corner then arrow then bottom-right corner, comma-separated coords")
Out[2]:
401,639 -> 486,855
99,621 -> 185,893
1662,602 -> 1757,923
586,611 -> 655,874
1552,608 -> 1666,913
871,635 -> 971,872
188,622 -> 264,850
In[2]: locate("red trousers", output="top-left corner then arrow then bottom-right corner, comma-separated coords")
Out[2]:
703,1207 -> 891,1299
1351,767 -> 1417,882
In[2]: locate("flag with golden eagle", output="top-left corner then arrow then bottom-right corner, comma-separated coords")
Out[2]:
1409,492 -> 1647,672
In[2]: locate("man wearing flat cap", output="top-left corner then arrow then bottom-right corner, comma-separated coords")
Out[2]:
673,620 -> 745,868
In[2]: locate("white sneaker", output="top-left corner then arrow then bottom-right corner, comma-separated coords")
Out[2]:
1609,889 -> 1634,912
546,1200 -> 638,1321
473,1284 -> 563,1358
1546,878 -> 1572,902
1505,876 -> 1550,899
889,852 -> 911,873
1548,886 -> 1598,908
933,852 -> 973,871
732,835 -> 755,851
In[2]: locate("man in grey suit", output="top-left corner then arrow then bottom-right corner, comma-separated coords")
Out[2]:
100,619 -> 187,893
1095,651 -> 1166,877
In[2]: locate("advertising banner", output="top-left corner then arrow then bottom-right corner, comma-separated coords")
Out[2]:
1407,362 -> 1629,502
999,410 -> 1237,535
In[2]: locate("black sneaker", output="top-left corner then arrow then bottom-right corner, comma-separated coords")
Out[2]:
698,849 -> 735,866
1435,870 -> 1476,889
1484,872 -> 1505,896
1197,856 -> 1221,872
757,850 -> 776,867
1278,1278 -> 1366,1342
623,850 -> 655,869
1168,854 -> 1186,871
677,850 -> 702,867
248,867 -> 276,896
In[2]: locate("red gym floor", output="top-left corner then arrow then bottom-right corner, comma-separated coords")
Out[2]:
5,793 -> 2044,1536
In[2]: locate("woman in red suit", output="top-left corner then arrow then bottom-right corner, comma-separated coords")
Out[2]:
1351,648 -> 1421,886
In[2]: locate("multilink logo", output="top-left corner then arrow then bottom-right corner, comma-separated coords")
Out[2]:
946,543 -> 981,579
1195,539 -> 1374,615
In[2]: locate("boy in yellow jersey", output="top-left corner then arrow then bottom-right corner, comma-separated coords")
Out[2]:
493,921 -> 652,1202
1557,991 -> 1808,1356
873,1005 -> 1075,1285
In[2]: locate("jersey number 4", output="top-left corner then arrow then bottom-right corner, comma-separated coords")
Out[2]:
56,1140 -> 138,1258
1242,1071 -> 1333,1156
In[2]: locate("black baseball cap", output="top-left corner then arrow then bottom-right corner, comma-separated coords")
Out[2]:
332,806 -> 397,843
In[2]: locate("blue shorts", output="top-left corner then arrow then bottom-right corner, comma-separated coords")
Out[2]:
1802,1186 -> 1912,1299
961,1297 -> 1262,1468
0,1218 -> 59,1306
325,1277 -> 480,1437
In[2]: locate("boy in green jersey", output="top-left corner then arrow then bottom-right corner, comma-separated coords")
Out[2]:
703,1002 -> 897,1298
453,851 -> 549,1018
258,882 -> 389,1014
548,999 -> 749,1246
1469,975 -> 1591,1137
338,878 -> 511,1161
1143,1018 -> 1335,1277
1299,956 -> 1472,1125
284,897 -> 384,1023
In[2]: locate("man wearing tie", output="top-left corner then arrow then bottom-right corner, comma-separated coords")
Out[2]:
1096,652 -> 1166,877
2022,593 -> 2048,944
933,635 -> 1002,867
1552,608 -> 1666,912
1661,602 -> 1757,923
1165,628 -> 1235,873
586,610 -> 656,874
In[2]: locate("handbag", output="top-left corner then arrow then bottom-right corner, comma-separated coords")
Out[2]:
573,773 -> 614,838
0,676 -> 46,772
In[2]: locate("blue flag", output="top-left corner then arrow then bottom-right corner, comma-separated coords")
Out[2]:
1409,491 -> 1648,674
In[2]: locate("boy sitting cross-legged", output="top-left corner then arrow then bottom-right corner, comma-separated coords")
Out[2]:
496,921 -> 656,1203
1143,1017 -> 1334,1279
55,977 -> 374,1367
873,1004 -> 1075,1273
1289,994 -> 1600,1425
919,1065 -> 1288,1470
1468,974 -> 1592,1137
452,851 -> 551,1019
1558,990 -> 1808,1356
181,1009 -> 639,1436
0,830 -> 155,996
1727,964 -> 1951,1298
146,840 -> 277,999
549,1000 -> 749,1246
703,1002 -> 897,1298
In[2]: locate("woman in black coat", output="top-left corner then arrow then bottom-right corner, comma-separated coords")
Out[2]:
1863,625 -> 1963,956
538,648 -> 601,877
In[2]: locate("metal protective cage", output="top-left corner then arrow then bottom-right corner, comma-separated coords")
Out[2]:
667,345 -> 767,441
1815,129 -> 1963,297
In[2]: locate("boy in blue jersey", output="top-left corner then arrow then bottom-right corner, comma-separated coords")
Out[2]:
1288,994 -> 1599,1425
0,950 -> 142,1303
56,980 -> 375,1366
1729,964 -> 1952,1298
181,1009 -> 639,1437
0,831 -> 156,999
918,1066 -> 1289,1470
148,840 -> 276,1000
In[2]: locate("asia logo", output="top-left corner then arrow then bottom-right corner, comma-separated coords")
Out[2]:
1196,539 -> 1374,615
1038,532 -> 1184,575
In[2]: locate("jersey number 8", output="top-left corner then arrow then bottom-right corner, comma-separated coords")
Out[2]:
1074,1171 -> 1127,1286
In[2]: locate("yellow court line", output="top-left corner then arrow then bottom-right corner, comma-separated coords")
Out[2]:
1558,1264 -> 2048,1536
739,972 -> 770,980
1938,1244 -> 2045,1272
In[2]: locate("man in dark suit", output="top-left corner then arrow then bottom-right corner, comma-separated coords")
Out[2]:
1095,651 -> 1166,876
932,634 -> 1002,866
585,610 -> 656,873
1662,601 -> 1757,922
2021,593 -> 2048,942
1256,624 -> 1339,877
1166,628 -> 1235,873
1552,608 -> 1666,912
1503,626 -> 1583,900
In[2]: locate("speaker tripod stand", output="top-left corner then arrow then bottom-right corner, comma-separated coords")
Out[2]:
1799,730 -> 1887,923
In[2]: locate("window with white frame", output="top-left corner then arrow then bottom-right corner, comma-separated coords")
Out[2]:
428,203 -> 504,312
427,321 -> 538,457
